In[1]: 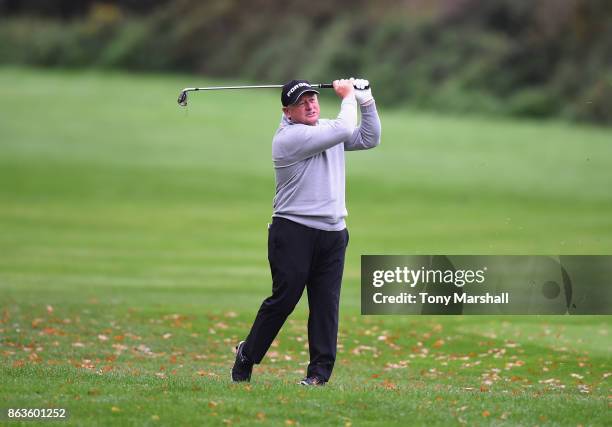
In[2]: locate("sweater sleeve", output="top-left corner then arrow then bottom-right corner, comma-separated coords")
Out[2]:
343,102 -> 382,151
272,96 -> 358,167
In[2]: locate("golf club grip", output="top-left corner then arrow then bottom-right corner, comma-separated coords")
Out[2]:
318,83 -> 370,89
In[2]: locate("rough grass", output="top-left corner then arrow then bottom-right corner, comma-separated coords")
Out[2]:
0,67 -> 611,426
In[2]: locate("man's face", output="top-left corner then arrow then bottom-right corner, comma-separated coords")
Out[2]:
283,93 -> 320,126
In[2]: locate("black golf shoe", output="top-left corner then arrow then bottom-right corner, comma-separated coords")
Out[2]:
299,376 -> 326,386
231,341 -> 253,382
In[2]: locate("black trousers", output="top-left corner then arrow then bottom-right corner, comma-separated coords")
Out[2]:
243,217 -> 349,381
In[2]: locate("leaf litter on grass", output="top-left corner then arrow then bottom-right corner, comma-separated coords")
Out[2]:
1,301 -> 610,427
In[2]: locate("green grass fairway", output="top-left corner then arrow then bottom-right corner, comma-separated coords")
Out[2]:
1,67 -> 611,426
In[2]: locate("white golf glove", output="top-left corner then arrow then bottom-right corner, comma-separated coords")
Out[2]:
350,77 -> 374,106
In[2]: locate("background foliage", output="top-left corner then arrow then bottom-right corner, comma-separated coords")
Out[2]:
1,0 -> 611,123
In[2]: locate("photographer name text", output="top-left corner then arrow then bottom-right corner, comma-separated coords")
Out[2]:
372,292 -> 509,305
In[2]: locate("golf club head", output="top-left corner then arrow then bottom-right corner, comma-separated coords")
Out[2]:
177,90 -> 188,107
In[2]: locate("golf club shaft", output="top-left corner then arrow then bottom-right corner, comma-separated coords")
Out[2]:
177,83 -> 350,106
182,83 -> 333,92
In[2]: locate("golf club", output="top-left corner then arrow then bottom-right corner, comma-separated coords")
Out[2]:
177,82 -> 368,107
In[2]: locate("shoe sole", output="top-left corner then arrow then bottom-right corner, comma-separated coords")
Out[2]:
230,368 -> 249,382
299,380 -> 326,386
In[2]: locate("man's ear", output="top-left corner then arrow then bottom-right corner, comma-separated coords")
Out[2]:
282,106 -> 290,119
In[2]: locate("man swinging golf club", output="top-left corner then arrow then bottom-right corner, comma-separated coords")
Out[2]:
232,77 -> 382,386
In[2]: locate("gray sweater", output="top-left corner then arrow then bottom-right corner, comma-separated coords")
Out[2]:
271,96 -> 381,231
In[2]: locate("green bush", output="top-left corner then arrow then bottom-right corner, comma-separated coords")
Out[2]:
507,88 -> 561,118
0,0 -> 610,124
574,76 -> 612,124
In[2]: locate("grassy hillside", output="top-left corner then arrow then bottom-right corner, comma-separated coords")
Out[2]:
0,68 -> 610,425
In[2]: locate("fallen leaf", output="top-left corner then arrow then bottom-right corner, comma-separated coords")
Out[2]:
112,343 -> 128,352
577,384 -> 590,394
80,359 -> 96,369
136,344 -> 153,355
381,379 -> 398,390
433,339 -> 445,348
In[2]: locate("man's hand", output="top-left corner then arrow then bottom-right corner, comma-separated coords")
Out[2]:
350,78 -> 374,106
333,79 -> 355,100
